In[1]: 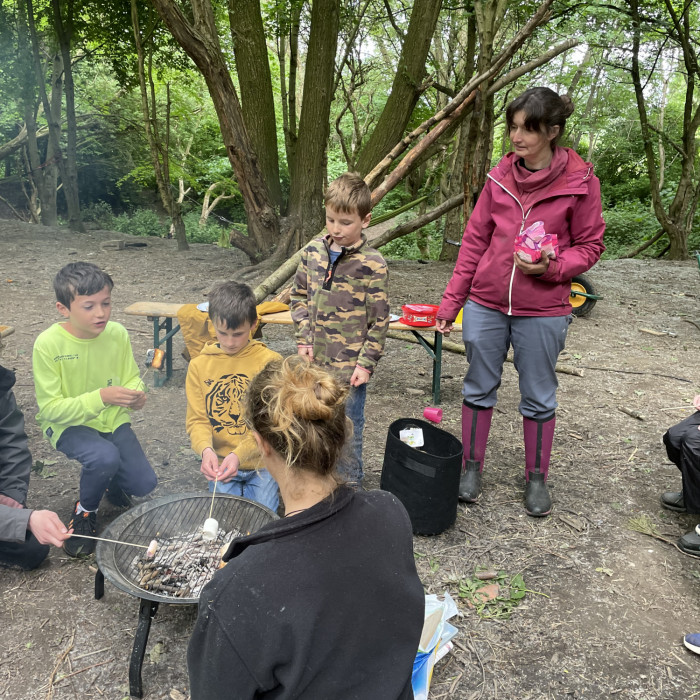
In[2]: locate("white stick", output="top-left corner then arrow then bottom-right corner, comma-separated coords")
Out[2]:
659,405 -> 695,411
208,477 -> 218,521
69,534 -> 149,549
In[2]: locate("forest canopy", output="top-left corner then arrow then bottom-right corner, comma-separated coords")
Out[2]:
0,0 -> 698,266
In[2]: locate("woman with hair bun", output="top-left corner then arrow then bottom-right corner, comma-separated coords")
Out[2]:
436,86 -> 605,517
187,356 -> 424,700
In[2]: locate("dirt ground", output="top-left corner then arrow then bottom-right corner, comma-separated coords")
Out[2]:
1,219 -> 699,700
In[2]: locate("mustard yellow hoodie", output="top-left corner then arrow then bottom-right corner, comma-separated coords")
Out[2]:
185,339 -> 281,468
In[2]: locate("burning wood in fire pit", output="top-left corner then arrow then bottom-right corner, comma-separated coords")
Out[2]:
128,527 -> 242,599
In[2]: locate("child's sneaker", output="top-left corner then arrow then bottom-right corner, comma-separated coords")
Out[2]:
684,633 -> 700,655
104,486 -> 133,509
63,502 -> 97,557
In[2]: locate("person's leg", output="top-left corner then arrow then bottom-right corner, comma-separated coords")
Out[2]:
661,412 -> 700,512
241,469 -> 280,513
214,473 -> 245,496
0,532 -> 49,570
678,412 -> 700,513
459,302 -> 510,501
107,424 -> 157,499
56,426 -> 121,511
337,384 -> 366,485
512,314 -> 569,517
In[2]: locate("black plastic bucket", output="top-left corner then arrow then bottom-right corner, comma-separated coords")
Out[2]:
380,418 -> 462,536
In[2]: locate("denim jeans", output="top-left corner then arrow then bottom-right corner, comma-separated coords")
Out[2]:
336,384 -> 366,484
56,423 -> 157,512
211,468 -> 279,513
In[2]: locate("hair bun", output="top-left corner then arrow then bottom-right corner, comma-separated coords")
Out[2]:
560,94 -> 575,118
278,362 -> 343,423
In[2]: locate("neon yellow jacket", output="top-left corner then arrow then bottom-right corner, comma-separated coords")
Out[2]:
32,322 -> 145,447
185,340 -> 281,468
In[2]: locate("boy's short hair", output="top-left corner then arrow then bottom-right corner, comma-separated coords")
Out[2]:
54,262 -> 114,308
324,172 -> 371,219
208,281 -> 257,330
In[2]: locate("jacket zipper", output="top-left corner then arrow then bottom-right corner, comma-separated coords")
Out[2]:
487,174 -> 530,315
322,244 -> 345,291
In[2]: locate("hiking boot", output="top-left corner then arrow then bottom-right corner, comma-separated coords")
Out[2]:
458,460 -> 481,503
105,485 -> 134,509
525,473 -> 552,517
678,529 -> 700,558
63,502 -> 97,558
660,491 -> 686,513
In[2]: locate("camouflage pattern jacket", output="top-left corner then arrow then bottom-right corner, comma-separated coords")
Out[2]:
290,233 -> 390,383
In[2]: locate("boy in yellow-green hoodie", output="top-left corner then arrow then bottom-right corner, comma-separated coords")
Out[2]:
185,282 -> 281,511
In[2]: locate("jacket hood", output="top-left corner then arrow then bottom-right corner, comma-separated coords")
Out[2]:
199,338 -> 268,359
491,147 -> 594,185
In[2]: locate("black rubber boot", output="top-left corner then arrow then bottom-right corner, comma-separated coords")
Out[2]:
458,459 -> 481,503
525,473 -> 552,517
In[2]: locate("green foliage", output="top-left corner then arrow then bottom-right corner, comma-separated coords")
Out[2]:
81,201 -> 114,228
113,209 -> 167,238
458,569 -> 542,620
182,212 -> 226,245
381,222 -> 441,261
602,201 -> 660,258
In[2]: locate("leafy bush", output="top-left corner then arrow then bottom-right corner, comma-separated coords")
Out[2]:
182,212 -> 226,244
381,222 -> 441,261
601,201 -> 659,258
81,201 -> 114,228
112,209 -> 167,238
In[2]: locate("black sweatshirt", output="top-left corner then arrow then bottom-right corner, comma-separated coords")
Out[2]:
187,485 -> 425,699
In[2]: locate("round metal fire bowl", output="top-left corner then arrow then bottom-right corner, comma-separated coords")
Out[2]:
95,492 -> 277,604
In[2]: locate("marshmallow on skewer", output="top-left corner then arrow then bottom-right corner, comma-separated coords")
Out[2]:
202,517 -> 219,541
146,539 -> 158,559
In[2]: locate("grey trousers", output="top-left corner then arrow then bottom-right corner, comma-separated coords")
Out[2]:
461,300 -> 571,420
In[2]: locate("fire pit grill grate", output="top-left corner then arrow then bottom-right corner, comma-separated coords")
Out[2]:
94,492 -> 277,696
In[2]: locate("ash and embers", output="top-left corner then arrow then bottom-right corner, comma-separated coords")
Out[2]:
129,527 -> 242,599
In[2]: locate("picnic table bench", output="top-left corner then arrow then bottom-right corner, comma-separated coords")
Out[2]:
124,302 -> 459,403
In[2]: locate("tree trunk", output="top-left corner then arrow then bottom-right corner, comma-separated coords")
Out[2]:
151,0 -> 279,260
286,0 -> 340,249
355,0 -> 443,176
229,0 -> 282,208
51,0 -> 84,232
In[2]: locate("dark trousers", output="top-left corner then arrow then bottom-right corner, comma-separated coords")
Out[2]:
0,530 -> 49,570
664,411 -> 700,514
57,423 -> 157,512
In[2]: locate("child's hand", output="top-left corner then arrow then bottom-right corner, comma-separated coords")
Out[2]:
693,395 -> 700,411
218,452 -> 240,483
200,448 -> 220,481
350,366 -> 370,387
297,345 -> 314,362
130,391 -> 147,410
100,386 -> 146,408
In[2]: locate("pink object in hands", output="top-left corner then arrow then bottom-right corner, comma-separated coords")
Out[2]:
514,221 -> 559,263
693,395 -> 700,411
423,407 -> 443,423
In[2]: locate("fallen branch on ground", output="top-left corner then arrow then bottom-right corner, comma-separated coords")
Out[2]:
386,331 -> 584,376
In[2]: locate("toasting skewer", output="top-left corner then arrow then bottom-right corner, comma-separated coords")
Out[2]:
69,533 -> 159,558
202,477 -> 219,541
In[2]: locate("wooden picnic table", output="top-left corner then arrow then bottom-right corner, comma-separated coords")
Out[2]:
124,302 -> 458,403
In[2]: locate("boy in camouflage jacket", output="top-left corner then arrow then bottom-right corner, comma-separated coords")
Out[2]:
291,173 -> 389,486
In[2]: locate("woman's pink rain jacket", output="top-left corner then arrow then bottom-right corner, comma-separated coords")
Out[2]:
438,147 -> 606,320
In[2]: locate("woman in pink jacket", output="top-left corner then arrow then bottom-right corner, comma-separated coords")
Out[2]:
436,87 -> 605,517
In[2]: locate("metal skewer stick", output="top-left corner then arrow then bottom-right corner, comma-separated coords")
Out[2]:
208,477 -> 218,521
68,534 -> 149,549
659,405 -> 696,411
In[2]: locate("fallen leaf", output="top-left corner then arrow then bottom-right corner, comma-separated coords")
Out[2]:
596,567 -> 614,577
474,583 -> 500,603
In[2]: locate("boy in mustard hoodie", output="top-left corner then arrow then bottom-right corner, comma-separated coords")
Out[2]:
185,282 -> 281,511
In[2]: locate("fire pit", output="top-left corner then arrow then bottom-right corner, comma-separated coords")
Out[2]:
94,492 -> 277,698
